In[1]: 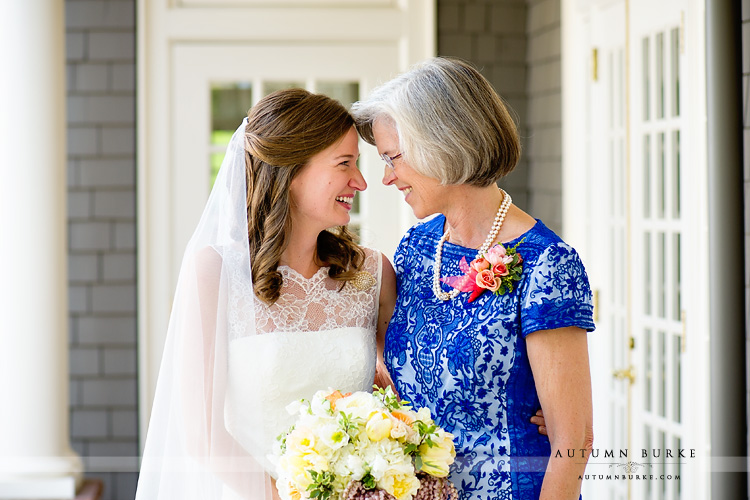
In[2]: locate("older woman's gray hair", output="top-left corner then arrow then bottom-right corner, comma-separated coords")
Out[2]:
351,57 -> 521,187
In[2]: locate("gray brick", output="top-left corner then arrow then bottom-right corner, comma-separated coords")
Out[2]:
93,190 -> 135,219
66,32 -> 86,61
526,125 -> 562,159
110,64 -> 135,92
78,316 -> 136,345
68,160 -> 78,187
528,26 -> 561,63
68,126 -> 99,156
113,222 -> 136,250
111,410 -> 137,438
744,129 -> 750,181
70,347 -> 101,376
71,409 -> 108,438
67,66 -> 76,92
88,32 -> 135,61
68,190 -> 92,218
67,95 -> 135,125
66,2 -> 135,30
527,0 -> 560,34
103,348 -> 136,376
744,22 -> 749,75
81,379 -> 136,407
70,379 -> 81,406
70,221 -> 111,251
71,440 -> 87,458
91,284 -> 136,313
69,253 -> 99,282
529,190 -> 562,233
87,441 -> 139,459
528,60 -> 561,93
69,285 -> 89,313
528,160 -> 562,191
528,92 -> 561,126
101,126 -> 135,155
490,65 -> 527,95
438,3 -> 461,32
491,5 -> 526,35
113,473 -> 139,500
76,64 -> 109,92
102,253 -> 135,281
743,0 -> 749,19
497,36 -> 527,64
475,34 -> 498,64
79,159 -> 134,187
438,34 -> 473,60
463,4 -> 487,33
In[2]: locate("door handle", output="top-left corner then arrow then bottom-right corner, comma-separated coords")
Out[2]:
612,366 -> 635,384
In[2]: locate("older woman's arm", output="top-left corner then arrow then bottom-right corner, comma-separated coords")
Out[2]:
527,326 -> 593,500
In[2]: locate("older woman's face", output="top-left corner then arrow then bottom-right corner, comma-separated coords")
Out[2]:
372,119 -> 444,219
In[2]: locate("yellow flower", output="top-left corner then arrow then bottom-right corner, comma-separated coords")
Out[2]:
380,470 -> 420,500
366,411 -> 393,442
418,431 -> 456,477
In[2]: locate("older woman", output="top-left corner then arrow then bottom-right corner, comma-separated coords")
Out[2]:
352,58 -> 594,500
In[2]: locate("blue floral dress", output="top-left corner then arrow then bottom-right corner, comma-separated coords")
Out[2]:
384,215 -> 595,500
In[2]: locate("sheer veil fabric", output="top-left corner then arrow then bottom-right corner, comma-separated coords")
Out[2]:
136,119 -> 273,500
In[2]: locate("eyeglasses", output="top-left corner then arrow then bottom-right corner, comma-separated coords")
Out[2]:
380,152 -> 403,170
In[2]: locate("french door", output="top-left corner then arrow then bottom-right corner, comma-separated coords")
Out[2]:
137,0 -> 434,441
564,0 -> 709,498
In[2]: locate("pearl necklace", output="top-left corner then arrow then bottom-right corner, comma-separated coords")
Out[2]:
432,189 -> 512,301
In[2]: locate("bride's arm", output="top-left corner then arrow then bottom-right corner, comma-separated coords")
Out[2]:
181,246 -> 272,498
374,253 -> 397,392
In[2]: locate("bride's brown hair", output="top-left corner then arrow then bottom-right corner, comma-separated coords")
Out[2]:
244,88 -> 365,305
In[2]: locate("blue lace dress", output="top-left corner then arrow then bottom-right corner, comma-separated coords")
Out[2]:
384,216 -> 595,500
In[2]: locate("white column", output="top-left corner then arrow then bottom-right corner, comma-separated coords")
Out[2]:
0,0 -> 83,498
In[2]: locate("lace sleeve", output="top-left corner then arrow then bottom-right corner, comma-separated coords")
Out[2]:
520,242 -> 596,336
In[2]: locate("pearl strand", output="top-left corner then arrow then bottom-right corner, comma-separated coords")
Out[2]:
432,189 -> 512,301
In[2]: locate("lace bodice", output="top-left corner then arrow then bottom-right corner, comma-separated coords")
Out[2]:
224,248 -> 382,475
253,249 -> 381,333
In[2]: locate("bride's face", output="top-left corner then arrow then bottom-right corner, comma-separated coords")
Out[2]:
289,126 -> 366,232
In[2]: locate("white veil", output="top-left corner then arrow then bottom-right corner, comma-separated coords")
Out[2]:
135,118 -> 272,500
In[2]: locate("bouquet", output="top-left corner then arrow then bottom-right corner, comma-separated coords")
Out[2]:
273,387 -> 458,500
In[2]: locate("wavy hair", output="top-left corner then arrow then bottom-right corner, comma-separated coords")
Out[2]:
244,88 -> 364,305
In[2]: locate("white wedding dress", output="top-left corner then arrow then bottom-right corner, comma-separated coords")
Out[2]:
224,248 -> 382,474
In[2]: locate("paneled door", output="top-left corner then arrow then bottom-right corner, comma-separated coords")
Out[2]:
137,0 -> 435,439
564,0 -> 709,498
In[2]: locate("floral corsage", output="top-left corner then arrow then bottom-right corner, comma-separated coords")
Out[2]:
441,240 -> 524,303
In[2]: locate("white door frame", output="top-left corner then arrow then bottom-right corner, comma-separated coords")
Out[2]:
136,0 -> 435,445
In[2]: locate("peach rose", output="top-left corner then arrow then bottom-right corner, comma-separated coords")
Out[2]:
470,257 -> 491,273
493,262 -> 509,277
476,269 -> 501,292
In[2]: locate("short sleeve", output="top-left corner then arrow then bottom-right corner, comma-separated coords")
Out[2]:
520,242 -> 595,337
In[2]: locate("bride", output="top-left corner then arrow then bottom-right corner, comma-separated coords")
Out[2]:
135,89 -> 396,500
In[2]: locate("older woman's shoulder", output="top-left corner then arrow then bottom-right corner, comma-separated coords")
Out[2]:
513,220 -> 583,264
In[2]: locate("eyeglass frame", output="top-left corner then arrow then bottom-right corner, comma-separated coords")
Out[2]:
380,152 -> 403,170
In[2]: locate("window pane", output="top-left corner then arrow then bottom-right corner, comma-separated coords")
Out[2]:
211,83 -> 254,187
317,81 -> 359,108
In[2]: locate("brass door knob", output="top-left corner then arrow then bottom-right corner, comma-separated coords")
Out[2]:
612,367 -> 635,383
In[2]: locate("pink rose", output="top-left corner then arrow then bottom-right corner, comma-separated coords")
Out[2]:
493,262 -> 509,277
476,269 -> 501,292
470,257 -> 491,273
484,244 -> 508,267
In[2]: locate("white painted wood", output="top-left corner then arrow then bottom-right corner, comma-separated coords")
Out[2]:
138,0 -> 435,446
565,0 -> 708,498
0,0 -> 83,494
